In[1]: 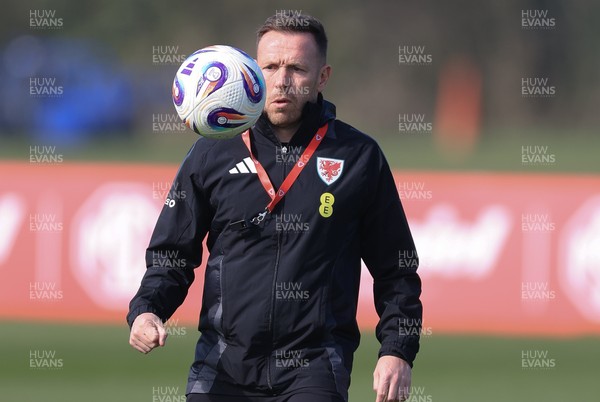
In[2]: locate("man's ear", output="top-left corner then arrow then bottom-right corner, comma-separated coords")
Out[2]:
317,64 -> 332,93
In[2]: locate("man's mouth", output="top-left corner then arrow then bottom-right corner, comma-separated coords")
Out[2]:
272,97 -> 292,106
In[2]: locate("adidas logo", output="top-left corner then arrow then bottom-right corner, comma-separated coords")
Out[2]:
229,157 -> 257,174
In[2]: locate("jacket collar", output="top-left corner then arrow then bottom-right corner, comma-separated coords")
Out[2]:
253,93 -> 336,146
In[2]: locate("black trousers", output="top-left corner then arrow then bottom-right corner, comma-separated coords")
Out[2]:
187,392 -> 345,402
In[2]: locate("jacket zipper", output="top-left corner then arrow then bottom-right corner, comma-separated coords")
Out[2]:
266,225 -> 282,391
266,144 -> 286,391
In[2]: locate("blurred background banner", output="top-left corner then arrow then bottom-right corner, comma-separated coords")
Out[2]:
362,171 -> 600,336
2,162 -> 599,336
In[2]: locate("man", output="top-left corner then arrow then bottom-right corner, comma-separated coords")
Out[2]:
128,13 -> 422,402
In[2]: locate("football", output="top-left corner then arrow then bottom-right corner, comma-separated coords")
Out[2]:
172,45 -> 266,139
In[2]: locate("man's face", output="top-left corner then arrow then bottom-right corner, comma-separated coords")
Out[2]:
257,31 -> 331,130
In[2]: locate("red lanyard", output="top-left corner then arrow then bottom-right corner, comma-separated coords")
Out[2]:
241,122 -> 328,217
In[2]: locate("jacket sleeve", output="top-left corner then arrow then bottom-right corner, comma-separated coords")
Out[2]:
360,144 -> 423,367
127,141 -> 213,328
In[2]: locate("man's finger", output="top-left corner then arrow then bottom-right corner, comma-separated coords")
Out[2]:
376,378 -> 390,402
133,323 -> 161,350
129,337 -> 152,354
156,322 -> 168,346
376,391 -> 387,402
134,329 -> 158,348
134,343 -> 151,354
141,321 -> 162,343
398,372 -> 412,401
373,369 -> 379,391
398,384 -> 409,401
386,373 -> 401,402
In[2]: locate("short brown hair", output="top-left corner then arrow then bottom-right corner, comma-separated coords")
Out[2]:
257,13 -> 328,61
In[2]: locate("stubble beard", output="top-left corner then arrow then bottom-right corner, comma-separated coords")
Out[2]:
265,101 -> 303,130
267,109 -> 301,129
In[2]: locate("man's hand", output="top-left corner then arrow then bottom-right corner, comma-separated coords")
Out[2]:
373,355 -> 412,402
128,312 -> 168,354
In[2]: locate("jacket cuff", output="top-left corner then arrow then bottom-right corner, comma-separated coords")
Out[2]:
126,305 -> 162,329
378,336 -> 420,367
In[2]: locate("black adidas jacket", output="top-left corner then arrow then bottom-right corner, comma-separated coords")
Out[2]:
127,95 -> 422,400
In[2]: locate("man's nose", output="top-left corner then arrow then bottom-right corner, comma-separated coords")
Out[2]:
273,68 -> 292,88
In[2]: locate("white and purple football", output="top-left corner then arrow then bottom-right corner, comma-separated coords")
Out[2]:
172,45 -> 266,139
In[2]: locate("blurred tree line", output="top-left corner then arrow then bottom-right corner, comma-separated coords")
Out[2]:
1,0 -> 598,141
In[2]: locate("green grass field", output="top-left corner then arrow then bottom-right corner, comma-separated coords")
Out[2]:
1,321 -> 597,402
2,128 -> 599,173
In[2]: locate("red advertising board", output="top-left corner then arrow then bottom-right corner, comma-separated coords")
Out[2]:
1,162 -> 599,336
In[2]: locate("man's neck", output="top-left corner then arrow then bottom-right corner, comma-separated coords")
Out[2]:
272,124 -> 300,144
